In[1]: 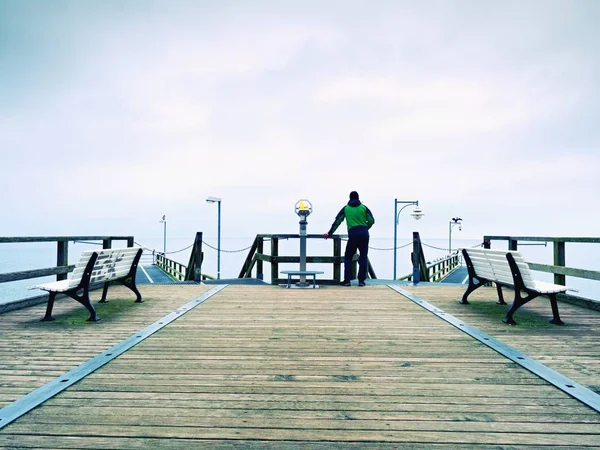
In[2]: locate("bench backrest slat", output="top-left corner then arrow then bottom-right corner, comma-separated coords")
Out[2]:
465,248 -> 498,281
491,266 -> 515,286
507,251 -> 535,288
463,247 -> 535,290
67,247 -> 141,287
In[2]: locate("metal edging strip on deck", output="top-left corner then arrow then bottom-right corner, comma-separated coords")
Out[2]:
0,284 -> 228,430
388,285 -> 600,413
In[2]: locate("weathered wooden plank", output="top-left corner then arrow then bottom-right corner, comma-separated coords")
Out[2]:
528,262 -> 600,281
0,285 -> 213,407
3,423 -> 600,445
25,405 -> 600,423
12,413 -> 600,434
483,236 -> 600,244
2,284 -> 599,447
0,266 -> 74,283
3,435 -> 590,450
0,236 -> 134,243
402,284 -> 600,393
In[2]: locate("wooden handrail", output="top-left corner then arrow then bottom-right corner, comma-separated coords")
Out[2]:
0,236 -> 134,284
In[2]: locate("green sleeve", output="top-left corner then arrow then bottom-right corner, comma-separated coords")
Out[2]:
327,207 -> 346,235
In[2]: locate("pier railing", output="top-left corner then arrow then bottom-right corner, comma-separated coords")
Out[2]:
398,253 -> 461,282
0,236 -> 135,284
154,232 -> 213,282
155,254 -> 187,281
238,234 -> 376,285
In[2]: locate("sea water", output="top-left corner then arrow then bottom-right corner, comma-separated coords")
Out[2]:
1,237 -> 599,305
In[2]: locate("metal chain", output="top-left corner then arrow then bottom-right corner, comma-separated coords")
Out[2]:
134,241 -> 193,255
422,242 -> 453,252
135,238 -> 263,256
134,241 -> 153,252
368,241 -> 413,251
422,241 -> 485,252
201,240 -> 254,253
136,238 -> 486,257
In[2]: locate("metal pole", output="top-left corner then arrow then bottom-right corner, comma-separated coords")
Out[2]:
217,201 -> 221,280
393,200 -> 419,280
393,199 -> 398,280
299,216 -> 307,286
163,219 -> 167,256
448,221 -> 452,254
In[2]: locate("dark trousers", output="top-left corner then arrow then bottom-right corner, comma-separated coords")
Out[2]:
344,233 -> 370,282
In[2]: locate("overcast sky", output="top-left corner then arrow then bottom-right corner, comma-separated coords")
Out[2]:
1,0 -> 599,247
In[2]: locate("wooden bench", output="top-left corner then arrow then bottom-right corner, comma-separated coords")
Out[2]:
281,270 -> 324,288
30,247 -> 143,322
461,247 -> 566,325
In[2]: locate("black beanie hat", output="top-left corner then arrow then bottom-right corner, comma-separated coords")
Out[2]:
350,191 -> 359,200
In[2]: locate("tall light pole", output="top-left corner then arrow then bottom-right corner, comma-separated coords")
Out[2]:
393,199 -> 424,280
449,217 -> 462,254
159,215 -> 167,255
206,197 -> 222,280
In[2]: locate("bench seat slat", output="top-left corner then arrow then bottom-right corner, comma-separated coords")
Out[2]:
531,280 -> 568,294
30,280 -> 72,292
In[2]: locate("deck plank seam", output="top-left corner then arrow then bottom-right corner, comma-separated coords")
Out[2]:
0,284 -> 229,430
388,285 -> 600,413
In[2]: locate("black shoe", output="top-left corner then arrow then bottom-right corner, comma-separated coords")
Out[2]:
340,281 -> 351,286
358,281 -> 366,287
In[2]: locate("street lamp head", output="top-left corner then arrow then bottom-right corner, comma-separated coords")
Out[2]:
206,196 -> 222,203
411,207 -> 424,220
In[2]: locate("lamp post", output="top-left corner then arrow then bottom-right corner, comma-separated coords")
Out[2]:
159,215 -> 167,256
206,197 -> 222,280
393,199 -> 424,280
448,217 -> 462,254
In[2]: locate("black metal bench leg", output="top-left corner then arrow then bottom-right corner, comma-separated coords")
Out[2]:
503,305 -> 519,325
71,289 -> 99,322
495,283 -> 506,305
124,277 -> 143,303
41,292 -> 57,322
81,292 -> 100,322
460,278 -> 484,304
503,290 -> 534,325
99,282 -> 110,303
548,294 -> 565,325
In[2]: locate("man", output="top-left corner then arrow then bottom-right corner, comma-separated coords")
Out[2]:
323,191 -> 375,286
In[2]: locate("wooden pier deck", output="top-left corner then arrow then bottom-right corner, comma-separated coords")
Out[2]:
1,283 -> 599,448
